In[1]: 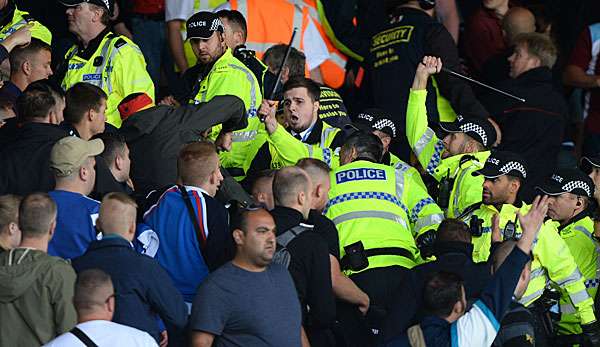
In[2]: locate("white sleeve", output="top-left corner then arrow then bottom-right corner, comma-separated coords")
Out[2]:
302,17 -> 330,70
452,300 -> 500,347
165,0 -> 194,22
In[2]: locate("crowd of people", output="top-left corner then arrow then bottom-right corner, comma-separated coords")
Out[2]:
1,0 -> 600,346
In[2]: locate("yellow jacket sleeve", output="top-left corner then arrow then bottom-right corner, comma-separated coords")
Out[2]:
537,223 -> 596,324
406,89 -> 446,180
268,125 -> 340,168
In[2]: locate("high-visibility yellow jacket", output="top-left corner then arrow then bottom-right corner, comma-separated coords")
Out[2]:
0,7 -> 51,45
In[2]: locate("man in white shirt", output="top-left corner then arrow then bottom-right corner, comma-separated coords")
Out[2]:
44,268 -> 157,347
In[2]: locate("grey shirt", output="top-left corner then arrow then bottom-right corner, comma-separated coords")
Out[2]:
190,262 -> 302,347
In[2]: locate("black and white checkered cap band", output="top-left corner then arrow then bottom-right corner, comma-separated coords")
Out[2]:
460,123 -> 487,147
562,181 -> 592,197
499,161 -> 527,178
373,119 -> 396,137
210,18 -> 224,32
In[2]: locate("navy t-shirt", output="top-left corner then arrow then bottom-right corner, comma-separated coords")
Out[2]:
190,262 -> 302,347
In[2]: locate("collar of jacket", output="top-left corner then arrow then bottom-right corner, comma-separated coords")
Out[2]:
433,241 -> 474,259
290,117 -> 323,145
271,205 -> 306,235
87,235 -> 133,251
77,27 -> 112,60
515,66 -> 552,84
557,208 -> 593,231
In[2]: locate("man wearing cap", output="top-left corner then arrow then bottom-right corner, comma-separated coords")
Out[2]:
406,56 -> 497,218
58,0 -> 154,128
47,136 -> 104,260
181,10 -> 261,182
538,169 -> 600,339
462,151 -> 600,345
349,109 -> 401,167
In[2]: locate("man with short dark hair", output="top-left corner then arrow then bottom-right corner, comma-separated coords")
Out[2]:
143,141 -> 233,305
384,219 -> 492,341
91,132 -> 132,199
0,80 -> 67,194
44,269 -> 158,346
62,82 -> 108,140
270,166 -> 336,346
0,38 -> 52,106
190,207 -> 302,347
72,193 -> 187,345
47,136 -> 104,259
58,0 -> 154,128
0,193 -> 77,346
249,169 -> 275,210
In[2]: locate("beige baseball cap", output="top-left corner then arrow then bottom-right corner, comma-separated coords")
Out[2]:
50,137 -> 104,177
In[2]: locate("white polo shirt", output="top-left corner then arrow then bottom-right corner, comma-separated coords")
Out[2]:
44,320 -> 158,347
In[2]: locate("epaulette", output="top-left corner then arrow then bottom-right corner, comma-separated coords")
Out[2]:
114,38 -> 127,48
21,14 -> 35,23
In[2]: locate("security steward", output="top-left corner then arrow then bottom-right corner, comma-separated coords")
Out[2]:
537,169 -> 600,340
58,0 -> 154,128
407,56 -> 496,218
461,151 -> 600,345
365,0 -> 490,161
182,11 -> 262,182
244,76 -> 344,178
324,131 -> 444,333
0,0 -> 51,45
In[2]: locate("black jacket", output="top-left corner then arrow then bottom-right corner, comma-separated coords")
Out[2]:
269,206 -> 336,330
383,241 -> 492,341
481,67 -> 567,203
72,236 -> 188,344
119,95 -> 246,196
0,122 -> 68,195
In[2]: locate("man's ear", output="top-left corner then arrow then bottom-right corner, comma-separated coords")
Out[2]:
297,190 -> 306,207
22,60 -> 31,76
115,154 -> 123,171
232,229 -> 244,245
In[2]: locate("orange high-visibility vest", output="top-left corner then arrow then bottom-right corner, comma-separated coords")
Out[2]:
231,0 -> 347,88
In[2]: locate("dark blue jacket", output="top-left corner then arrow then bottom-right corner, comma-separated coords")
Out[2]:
72,235 -> 188,343
385,247 -> 530,347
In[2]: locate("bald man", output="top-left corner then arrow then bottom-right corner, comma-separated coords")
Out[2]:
481,6 -> 536,83
72,193 -> 187,345
45,269 -> 158,346
270,166 -> 336,346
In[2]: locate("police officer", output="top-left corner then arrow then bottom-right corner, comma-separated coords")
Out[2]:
537,169 -> 600,340
215,9 -> 273,97
347,108 -> 401,167
58,0 -> 154,128
245,77 -> 343,177
182,11 -> 262,181
407,56 -> 497,218
0,0 -> 51,45
462,151 -> 600,345
324,131 -> 443,332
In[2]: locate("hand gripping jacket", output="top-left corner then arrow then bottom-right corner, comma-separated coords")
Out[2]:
189,48 -> 263,181
0,7 -> 52,45
61,32 -> 155,128
406,89 -> 489,218
460,203 -> 597,326
325,160 -> 444,276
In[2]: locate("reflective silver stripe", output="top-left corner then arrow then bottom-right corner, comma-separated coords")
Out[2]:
91,38 -> 113,91
413,127 -> 435,158
519,288 -> 545,306
560,303 -> 577,315
320,127 -> 337,148
394,165 -> 407,199
228,64 -> 258,116
328,52 -> 347,68
414,213 -> 444,233
305,144 -> 314,158
556,268 -> 584,287
569,288 -> 591,305
573,225 -> 600,280
530,267 -> 545,280
4,19 -> 26,38
104,39 -> 123,94
451,161 -> 476,217
332,210 -> 408,228
232,130 -> 257,142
